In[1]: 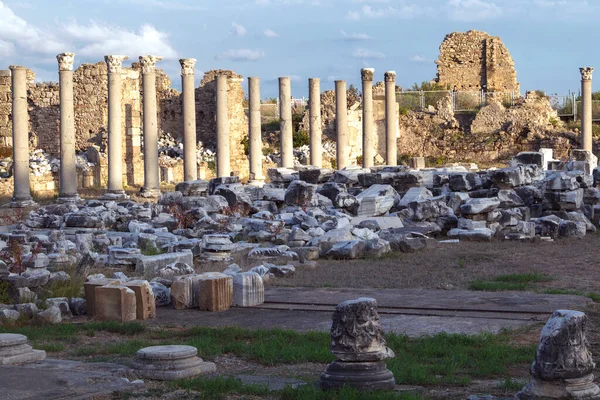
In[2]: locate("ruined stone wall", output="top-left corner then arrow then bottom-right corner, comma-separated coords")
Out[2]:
435,30 -> 519,93
0,70 -> 11,148
196,70 -> 249,178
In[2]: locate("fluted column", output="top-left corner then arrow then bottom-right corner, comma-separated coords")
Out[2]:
385,71 -> 398,166
103,55 -> 128,198
335,80 -> 349,170
580,67 -> 594,151
139,55 -> 162,197
180,58 -> 197,181
279,77 -> 293,168
9,66 -> 34,206
361,68 -> 374,168
216,74 -> 230,178
248,77 -> 263,184
57,53 -> 79,202
309,78 -> 322,167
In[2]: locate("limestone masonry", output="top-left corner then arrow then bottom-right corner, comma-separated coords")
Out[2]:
435,30 -> 520,93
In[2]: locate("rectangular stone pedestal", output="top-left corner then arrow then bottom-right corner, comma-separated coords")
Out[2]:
94,285 -> 137,322
83,279 -> 120,316
125,280 -> 156,320
232,272 -> 264,307
199,273 -> 232,312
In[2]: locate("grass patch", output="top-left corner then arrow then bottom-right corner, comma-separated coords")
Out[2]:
171,376 -> 271,398
280,385 -> 423,400
542,289 -> 600,302
470,273 -> 553,292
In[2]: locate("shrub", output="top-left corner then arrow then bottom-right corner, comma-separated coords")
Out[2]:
293,130 -> 310,148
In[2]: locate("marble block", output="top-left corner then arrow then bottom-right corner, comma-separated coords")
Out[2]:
94,284 -> 137,322
198,273 -> 232,312
232,272 -> 264,307
125,280 -> 156,320
83,279 -> 120,316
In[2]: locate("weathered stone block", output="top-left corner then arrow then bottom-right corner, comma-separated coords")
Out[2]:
232,272 -> 264,307
125,280 -> 156,320
94,284 -> 137,322
198,273 -> 233,312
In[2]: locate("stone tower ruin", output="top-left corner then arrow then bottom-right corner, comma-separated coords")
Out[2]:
435,30 -> 520,93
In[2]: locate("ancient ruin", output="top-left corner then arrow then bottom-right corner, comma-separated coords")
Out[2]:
436,30 -> 520,93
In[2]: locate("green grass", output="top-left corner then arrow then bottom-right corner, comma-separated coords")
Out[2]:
0,323 -> 534,388
542,289 -> 600,302
171,376 -> 423,400
470,273 -> 553,292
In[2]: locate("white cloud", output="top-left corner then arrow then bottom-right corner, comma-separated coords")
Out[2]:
410,54 -> 428,63
340,30 -> 371,41
126,0 -> 205,10
264,28 -> 279,38
62,21 -> 178,59
215,49 -> 265,61
0,39 -> 14,57
345,10 -> 361,20
446,0 -> 502,21
352,48 -> 385,59
232,22 -> 247,37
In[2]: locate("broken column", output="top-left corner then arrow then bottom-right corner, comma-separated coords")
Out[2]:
309,78 -> 322,167
140,55 -> 163,197
385,71 -> 397,166
279,77 -> 293,168
57,53 -> 79,202
9,66 -> 35,207
320,298 -> 395,391
0,333 -> 46,365
580,67 -> 594,152
517,310 -> 600,399
335,80 -> 349,170
216,74 -> 230,177
180,58 -> 197,182
361,68 -> 375,168
248,76 -> 263,184
132,345 -> 216,380
104,55 -> 128,198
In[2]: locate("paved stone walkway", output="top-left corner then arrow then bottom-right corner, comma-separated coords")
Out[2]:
152,288 -> 591,336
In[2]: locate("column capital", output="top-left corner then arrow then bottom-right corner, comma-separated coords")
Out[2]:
580,67 -> 594,81
361,68 -> 374,82
57,53 -> 75,71
104,55 -> 129,74
8,65 -> 25,71
139,55 -> 163,74
179,58 -> 196,75
384,71 -> 396,82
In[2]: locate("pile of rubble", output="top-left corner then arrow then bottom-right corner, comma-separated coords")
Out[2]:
157,130 -> 215,168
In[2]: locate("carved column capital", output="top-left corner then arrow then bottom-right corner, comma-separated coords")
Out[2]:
179,58 -> 197,76
580,67 -> 594,81
361,68 -> 374,82
139,55 -> 163,74
57,53 -> 75,71
104,55 -> 129,74
384,71 -> 396,82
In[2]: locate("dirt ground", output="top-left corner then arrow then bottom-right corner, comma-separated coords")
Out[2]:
268,235 -> 600,292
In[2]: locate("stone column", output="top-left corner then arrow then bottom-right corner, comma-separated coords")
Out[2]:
180,58 -> 197,182
248,77 -> 263,184
335,80 -> 349,170
103,55 -> 128,199
9,66 -> 34,207
57,53 -> 79,202
309,78 -> 322,168
361,68 -> 375,168
385,71 -> 398,166
216,74 -> 230,178
580,67 -> 594,151
279,77 -> 293,168
139,55 -> 163,197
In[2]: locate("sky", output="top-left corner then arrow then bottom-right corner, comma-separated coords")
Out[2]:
0,0 -> 597,98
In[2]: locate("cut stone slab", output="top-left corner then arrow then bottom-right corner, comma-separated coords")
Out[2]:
199,273 -> 233,312
125,280 -> 156,320
232,272 -> 264,307
135,251 -> 194,277
83,278 -> 120,316
0,333 -> 46,365
94,284 -> 137,322
354,184 -> 397,217
132,345 -> 216,381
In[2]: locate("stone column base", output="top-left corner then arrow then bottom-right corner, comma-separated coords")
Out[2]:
517,374 -> 600,399
139,188 -> 162,198
131,345 -> 216,381
99,191 -> 130,201
6,198 -> 37,208
56,194 -> 81,203
320,360 -> 395,391
0,334 -> 46,365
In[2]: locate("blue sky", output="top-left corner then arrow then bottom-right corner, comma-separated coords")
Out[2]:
0,0 -> 597,98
